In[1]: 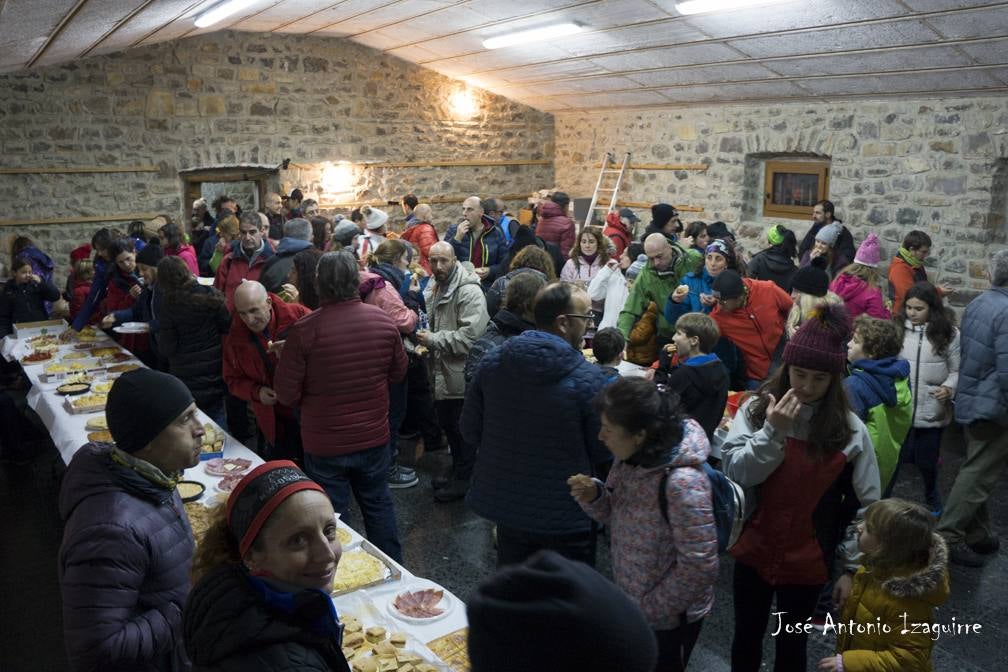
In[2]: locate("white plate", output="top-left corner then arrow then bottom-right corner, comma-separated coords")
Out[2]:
385,581 -> 454,624
113,325 -> 149,334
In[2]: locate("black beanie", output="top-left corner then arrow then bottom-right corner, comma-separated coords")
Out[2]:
791,255 -> 830,297
467,550 -> 657,672
650,203 -> 678,229
136,243 -> 164,268
706,220 -> 734,241
712,269 -> 745,300
107,369 -> 195,453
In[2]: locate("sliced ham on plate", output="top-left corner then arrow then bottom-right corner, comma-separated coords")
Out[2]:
393,588 -> 445,619
204,458 -> 252,477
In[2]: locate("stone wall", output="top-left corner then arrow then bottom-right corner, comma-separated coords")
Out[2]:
0,30 -> 555,287
554,97 -> 1008,305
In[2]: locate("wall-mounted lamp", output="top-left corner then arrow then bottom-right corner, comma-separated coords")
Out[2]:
449,89 -> 479,120
320,161 -> 355,197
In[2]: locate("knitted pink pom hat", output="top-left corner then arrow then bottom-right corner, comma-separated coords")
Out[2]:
854,233 -> 882,267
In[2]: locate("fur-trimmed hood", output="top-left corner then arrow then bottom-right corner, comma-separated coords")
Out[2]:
879,533 -> 949,605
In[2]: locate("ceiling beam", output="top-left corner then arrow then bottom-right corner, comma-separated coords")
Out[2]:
269,1 -> 352,33
26,0 -> 91,69
130,0 -> 208,48
484,35 -> 1008,91
80,0 -> 160,58
307,0 -> 410,35
336,0 -> 469,40
173,0 -> 296,43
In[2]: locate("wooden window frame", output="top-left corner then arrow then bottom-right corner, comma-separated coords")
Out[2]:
179,167 -> 277,223
763,159 -> 830,220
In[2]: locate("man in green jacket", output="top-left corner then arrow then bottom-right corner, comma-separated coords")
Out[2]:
617,233 -> 701,345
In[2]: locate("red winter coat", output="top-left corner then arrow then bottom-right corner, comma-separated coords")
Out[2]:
102,269 -> 148,355
712,278 -> 792,381
222,293 -> 311,445
274,298 -> 408,457
399,222 -> 439,274
166,244 -> 199,276
213,246 -> 273,305
536,201 -> 575,255
70,280 -> 100,326
603,213 -> 633,258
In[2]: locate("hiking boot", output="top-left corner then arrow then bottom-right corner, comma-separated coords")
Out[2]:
948,541 -> 986,567
968,536 -> 1000,555
433,478 -> 469,503
388,465 -> 419,489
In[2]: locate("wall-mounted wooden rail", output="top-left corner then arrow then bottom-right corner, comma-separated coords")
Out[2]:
0,213 -> 160,227
598,199 -> 704,213
0,166 -> 159,175
290,159 -> 551,170
319,193 -> 531,208
594,162 -> 708,171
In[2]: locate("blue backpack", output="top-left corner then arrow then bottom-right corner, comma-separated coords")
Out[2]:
658,462 -> 747,554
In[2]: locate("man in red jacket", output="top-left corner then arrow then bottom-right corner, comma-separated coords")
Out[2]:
711,270 -> 793,388
223,280 -> 311,461
214,212 -> 275,305
275,250 -> 408,561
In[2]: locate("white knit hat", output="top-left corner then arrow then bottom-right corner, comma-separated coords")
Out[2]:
363,206 -> 388,231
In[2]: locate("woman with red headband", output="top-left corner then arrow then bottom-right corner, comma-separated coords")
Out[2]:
184,461 -> 351,672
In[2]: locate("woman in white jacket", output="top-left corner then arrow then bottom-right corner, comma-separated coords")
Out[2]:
889,282 -> 959,513
588,241 -> 644,330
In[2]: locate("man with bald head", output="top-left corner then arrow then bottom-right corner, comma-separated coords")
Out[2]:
223,280 -> 311,459
264,192 -> 285,240
445,196 -> 507,287
416,241 -> 489,501
616,233 -> 698,361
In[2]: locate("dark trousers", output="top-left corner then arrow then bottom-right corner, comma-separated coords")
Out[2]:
225,392 -> 254,440
496,524 -> 597,568
731,562 -> 822,672
655,618 -> 704,672
267,414 -> 303,463
388,381 -> 407,465
304,446 -> 402,562
402,357 -> 443,447
435,398 -> 474,480
887,426 -> 943,505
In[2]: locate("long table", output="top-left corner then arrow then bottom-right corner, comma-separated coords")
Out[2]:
3,330 -> 468,669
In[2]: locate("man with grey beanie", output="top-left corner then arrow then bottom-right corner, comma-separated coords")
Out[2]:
58,368 -> 205,672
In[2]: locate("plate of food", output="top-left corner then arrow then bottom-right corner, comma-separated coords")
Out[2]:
21,351 -> 53,364
87,429 -> 114,443
214,473 -> 244,494
338,614 -> 441,672
177,480 -> 206,502
45,361 -> 88,375
106,363 -> 141,374
332,548 -> 394,595
386,583 -> 454,624
62,350 -> 88,360
103,352 -> 133,363
73,342 -> 95,351
91,380 -> 114,394
56,381 -> 91,396
114,322 -> 150,334
67,393 -> 108,413
90,347 -> 120,357
184,501 -> 215,544
85,415 -> 108,431
26,334 -> 59,347
77,326 -> 103,342
203,457 -> 252,477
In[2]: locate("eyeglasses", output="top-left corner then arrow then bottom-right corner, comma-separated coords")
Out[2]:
563,313 -> 595,326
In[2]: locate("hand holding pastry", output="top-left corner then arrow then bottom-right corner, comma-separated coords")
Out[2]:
567,474 -> 600,504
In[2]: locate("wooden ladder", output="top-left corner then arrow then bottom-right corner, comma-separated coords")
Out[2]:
583,151 -> 630,232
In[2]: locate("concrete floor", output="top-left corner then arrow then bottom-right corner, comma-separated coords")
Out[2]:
1,424 -> 1005,671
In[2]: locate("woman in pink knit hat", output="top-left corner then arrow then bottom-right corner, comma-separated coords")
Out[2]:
829,233 -> 891,320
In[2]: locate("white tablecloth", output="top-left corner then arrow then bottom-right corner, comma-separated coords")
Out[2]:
9,331 -> 468,659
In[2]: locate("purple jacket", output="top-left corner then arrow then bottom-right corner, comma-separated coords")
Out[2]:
581,419 -> 718,629
58,444 -> 193,672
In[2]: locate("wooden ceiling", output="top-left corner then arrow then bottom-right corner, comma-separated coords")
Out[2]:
2,0 -> 1006,110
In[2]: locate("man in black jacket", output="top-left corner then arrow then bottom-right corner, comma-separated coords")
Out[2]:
798,200 -> 855,266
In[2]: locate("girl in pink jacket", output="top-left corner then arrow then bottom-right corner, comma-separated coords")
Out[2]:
829,233 -> 891,320
569,378 -> 718,672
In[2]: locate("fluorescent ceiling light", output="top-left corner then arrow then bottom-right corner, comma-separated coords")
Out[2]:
482,23 -> 582,50
675,0 -> 791,15
194,0 -> 257,28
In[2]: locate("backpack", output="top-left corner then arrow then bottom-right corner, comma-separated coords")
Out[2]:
658,461 -> 748,554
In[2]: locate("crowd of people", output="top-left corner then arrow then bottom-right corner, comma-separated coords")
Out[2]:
2,189 -> 1005,672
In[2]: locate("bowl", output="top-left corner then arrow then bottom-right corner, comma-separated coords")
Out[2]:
177,480 -> 206,502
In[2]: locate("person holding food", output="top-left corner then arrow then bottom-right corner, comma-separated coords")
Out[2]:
569,378 -> 718,672
102,243 -> 165,369
0,253 -> 61,338
223,280 -> 310,461
184,460 -> 351,672
99,238 -> 150,359
664,238 -> 740,326
58,368 -> 205,672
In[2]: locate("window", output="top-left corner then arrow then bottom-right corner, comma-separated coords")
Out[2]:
763,159 -> 830,219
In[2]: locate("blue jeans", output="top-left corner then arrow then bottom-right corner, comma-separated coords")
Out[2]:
304,446 -> 402,562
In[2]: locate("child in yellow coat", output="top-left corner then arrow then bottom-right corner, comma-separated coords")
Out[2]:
818,498 -> 949,672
